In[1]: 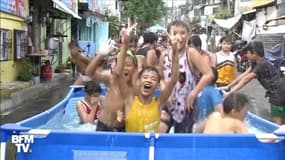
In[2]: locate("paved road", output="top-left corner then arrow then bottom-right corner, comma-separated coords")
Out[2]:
239,79 -> 271,120
0,85 -> 70,124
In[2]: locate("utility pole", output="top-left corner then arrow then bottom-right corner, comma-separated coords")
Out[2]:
227,0 -> 231,15
32,0 -> 40,52
171,0 -> 174,21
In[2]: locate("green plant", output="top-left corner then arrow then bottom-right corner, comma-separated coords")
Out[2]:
106,13 -> 120,37
215,8 -> 233,19
65,57 -> 72,69
17,58 -> 33,81
123,0 -> 166,31
54,64 -> 65,73
32,71 -> 39,77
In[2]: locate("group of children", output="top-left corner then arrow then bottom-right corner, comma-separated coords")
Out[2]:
69,19 -> 285,135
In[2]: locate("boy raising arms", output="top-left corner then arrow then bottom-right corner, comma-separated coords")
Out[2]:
85,21 -> 137,131
120,34 -> 180,133
68,41 -> 92,84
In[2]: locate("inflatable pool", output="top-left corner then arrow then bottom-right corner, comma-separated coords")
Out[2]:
1,85 -> 285,160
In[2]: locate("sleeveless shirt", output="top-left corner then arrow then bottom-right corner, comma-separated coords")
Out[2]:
216,51 -> 236,85
79,99 -> 100,121
125,96 -> 160,132
162,49 -> 197,123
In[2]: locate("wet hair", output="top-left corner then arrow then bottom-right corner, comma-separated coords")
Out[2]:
210,67 -> 218,84
138,66 -> 161,82
219,36 -> 231,44
190,35 -> 202,48
167,20 -> 190,33
241,41 -> 264,57
143,32 -> 158,44
223,92 -> 249,114
126,50 -> 138,67
84,81 -> 101,95
160,34 -> 167,42
110,50 -> 138,68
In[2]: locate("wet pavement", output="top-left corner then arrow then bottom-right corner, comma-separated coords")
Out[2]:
0,85 -> 69,124
240,79 -> 271,120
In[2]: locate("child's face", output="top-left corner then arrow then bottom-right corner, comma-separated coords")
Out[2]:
89,93 -> 100,105
169,26 -> 189,51
246,51 -> 257,62
221,41 -> 231,52
123,56 -> 137,81
139,71 -> 159,97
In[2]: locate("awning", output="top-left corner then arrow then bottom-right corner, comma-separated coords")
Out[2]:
242,9 -> 256,15
52,0 -> 82,19
252,0 -> 275,8
214,15 -> 242,30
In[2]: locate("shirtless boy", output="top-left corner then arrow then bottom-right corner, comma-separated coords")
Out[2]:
203,92 -> 249,133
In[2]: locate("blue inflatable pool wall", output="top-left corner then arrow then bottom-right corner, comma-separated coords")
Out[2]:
1,85 -> 285,160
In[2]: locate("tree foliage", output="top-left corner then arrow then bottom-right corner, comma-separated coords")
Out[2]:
215,7 -> 233,19
106,14 -> 120,37
123,0 -> 166,30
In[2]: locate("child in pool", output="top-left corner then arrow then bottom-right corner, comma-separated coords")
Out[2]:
76,81 -> 102,124
68,40 -> 92,84
85,19 -> 137,131
118,34 -> 180,133
203,92 -> 249,133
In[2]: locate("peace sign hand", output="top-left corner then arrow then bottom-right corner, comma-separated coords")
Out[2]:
166,33 -> 179,53
120,18 -> 137,44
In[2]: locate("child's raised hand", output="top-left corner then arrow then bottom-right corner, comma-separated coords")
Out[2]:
120,18 -> 137,44
97,39 -> 113,56
166,33 -> 179,52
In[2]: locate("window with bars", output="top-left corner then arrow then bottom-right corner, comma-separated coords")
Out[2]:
78,18 -> 96,42
14,30 -> 28,60
0,29 -> 12,61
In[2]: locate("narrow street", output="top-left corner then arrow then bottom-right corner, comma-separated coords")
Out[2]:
0,85 -> 69,124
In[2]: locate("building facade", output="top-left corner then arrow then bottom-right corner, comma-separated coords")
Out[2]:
0,0 -> 30,83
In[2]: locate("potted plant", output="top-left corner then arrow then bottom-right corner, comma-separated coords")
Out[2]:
54,64 -> 65,73
17,58 -> 33,81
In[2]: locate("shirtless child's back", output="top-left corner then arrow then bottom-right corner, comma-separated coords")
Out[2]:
203,92 -> 249,134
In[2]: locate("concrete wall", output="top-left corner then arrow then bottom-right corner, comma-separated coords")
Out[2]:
41,17 -> 71,68
255,5 -> 285,34
0,12 -> 27,83
61,17 -> 72,66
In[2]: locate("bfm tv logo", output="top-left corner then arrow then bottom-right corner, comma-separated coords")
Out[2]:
11,134 -> 34,153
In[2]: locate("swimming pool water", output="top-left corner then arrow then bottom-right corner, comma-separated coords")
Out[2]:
37,97 -> 270,134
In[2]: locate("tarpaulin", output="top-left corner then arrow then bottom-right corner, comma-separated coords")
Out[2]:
214,15 -> 242,30
242,20 -> 256,42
